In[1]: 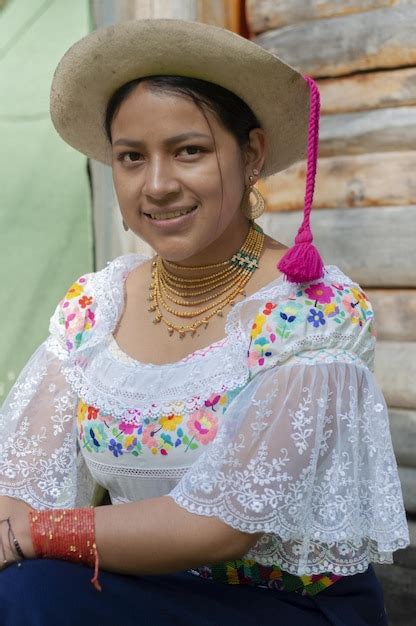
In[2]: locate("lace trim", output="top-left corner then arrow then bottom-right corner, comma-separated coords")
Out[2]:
50,257 -> 363,415
87,457 -> 189,479
106,334 -> 228,368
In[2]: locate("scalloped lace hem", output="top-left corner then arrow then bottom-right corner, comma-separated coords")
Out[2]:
167,492 -> 410,576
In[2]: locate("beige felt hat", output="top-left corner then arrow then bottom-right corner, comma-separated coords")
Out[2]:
49,18 -> 311,179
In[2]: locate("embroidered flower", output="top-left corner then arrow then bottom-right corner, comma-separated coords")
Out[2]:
78,295 -> 93,309
119,421 -> 136,434
142,424 -> 160,449
307,308 -> 326,328
187,410 -> 218,444
160,414 -> 182,431
76,400 -> 88,425
123,435 -> 138,451
87,406 -> 99,421
250,313 -> 267,339
84,308 -> 95,331
64,281 -> 84,300
65,309 -> 85,334
342,295 -> 361,322
305,283 -> 334,304
84,423 -> 108,452
277,302 -> 304,324
108,438 -> 123,457
263,302 -> 277,316
350,287 -> 369,310
324,302 -> 340,318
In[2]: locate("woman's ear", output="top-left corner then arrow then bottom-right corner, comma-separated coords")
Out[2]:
244,127 -> 267,179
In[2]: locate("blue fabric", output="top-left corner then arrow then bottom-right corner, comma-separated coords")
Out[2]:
0,559 -> 388,625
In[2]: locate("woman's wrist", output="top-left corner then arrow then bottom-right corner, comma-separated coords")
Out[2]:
0,497 -> 36,568
29,507 -> 101,590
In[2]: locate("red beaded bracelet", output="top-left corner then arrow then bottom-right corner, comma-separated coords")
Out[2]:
29,507 -> 101,591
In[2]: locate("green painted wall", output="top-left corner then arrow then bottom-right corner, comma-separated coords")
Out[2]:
0,0 -> 93,399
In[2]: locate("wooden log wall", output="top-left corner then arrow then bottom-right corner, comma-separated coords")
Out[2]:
246,2 -> 416,621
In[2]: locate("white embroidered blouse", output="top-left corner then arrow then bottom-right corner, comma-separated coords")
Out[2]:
0,253 -> 409,576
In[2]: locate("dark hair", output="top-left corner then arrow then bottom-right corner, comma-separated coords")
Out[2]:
104,75 -> 261,149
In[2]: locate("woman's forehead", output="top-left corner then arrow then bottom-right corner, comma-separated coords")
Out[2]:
111,85 -> 222,141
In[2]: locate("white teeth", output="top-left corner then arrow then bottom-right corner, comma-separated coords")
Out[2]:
148,207 -> 196,220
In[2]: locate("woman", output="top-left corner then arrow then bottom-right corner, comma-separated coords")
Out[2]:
0,19 -> 409,625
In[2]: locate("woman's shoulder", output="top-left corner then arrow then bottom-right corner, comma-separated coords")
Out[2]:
48,253 -> 152,355
246,263 -> 377,373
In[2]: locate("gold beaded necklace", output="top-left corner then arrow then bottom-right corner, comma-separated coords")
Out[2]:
147,222 -> 265,338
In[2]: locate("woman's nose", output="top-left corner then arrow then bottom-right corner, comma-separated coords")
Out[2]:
142,156 -> 180,200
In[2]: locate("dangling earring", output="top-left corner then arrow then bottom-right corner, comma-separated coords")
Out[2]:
241,171 -> 265,220
122,219 -> 129,232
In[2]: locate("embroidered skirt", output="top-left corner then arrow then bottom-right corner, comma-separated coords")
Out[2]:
0,559 -> 388,625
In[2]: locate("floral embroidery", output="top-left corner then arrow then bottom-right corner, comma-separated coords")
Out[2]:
187,410 -> 218,445
76,392 -> 229,459
308,308 -> 325,328
64,280 -> 85,300
58,276 -> 96,352
248,281 -> 375,368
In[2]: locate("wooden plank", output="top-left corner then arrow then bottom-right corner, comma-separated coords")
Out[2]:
319,107 -> 416,157
318,67 -> 416,115
374,342 -> 416,409
389,409 -> 416,467
254,5 -> 416,77
366,290 -> 416,342
258,152 -> 416,211
398,466 -> 416,514
258,206 -> 416,287
247,0 -> 397,34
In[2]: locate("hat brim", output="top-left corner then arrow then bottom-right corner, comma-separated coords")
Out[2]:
50,19 -> 310,178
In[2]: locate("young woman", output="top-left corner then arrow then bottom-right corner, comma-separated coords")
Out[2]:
0,19 -> 409,625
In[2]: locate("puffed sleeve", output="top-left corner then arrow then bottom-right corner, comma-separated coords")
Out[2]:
168,273 -> 410,576
0,271 -> 98,509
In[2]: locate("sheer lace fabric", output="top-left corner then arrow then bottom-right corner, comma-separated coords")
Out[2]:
0,342 -> 78,508
0,254 -> 410,575
168,356 -> 409,575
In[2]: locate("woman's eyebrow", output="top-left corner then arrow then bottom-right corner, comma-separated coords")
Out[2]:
113,132 -> 211,148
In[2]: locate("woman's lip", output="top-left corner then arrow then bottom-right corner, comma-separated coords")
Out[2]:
144,206 -> 198,228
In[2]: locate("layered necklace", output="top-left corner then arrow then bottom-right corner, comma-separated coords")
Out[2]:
148,222 -> 265,338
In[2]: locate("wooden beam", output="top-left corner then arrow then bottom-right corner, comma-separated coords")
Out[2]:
366,289 -> 416,342
374,342 -> 416,409
254,5 -> 416,77
319,107 -> 416,157
258,206 -> 416,287
246,0 -> 396,34
258,152 -> 416,211
318,67 -> 416,115
389,408 -> 416,468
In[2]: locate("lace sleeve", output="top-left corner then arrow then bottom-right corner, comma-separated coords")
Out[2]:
168,353 -> 410,576
0,339 -> 80,509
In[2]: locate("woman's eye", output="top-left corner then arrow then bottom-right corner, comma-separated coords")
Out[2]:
118,152 -> 143,163
179,145 -> 203,156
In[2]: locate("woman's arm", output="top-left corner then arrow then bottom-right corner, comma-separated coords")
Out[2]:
7,496 -> 262,575
94,497 -> 263,574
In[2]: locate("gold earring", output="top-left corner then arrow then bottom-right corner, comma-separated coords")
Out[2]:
122,219 -> 129,232
241,175 -> 265,220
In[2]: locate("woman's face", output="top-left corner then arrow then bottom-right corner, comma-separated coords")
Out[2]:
110,83 -> 265,265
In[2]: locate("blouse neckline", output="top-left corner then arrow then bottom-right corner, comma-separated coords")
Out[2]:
108,252 -> 287,368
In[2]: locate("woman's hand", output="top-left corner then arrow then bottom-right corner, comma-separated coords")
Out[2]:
0,496 -> 35,570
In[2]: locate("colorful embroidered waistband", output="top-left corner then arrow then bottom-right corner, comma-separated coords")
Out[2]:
187,559 -> 343,597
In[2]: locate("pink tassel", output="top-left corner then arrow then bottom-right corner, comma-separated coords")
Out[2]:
277,76 -> 325,284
